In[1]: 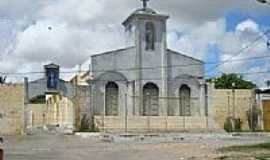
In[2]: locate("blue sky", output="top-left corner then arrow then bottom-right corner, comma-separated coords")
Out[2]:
201,8 -> 270,83
226,10 -> 270,32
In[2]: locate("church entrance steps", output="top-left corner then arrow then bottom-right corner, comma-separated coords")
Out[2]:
73,131 -> 270,144
94,116 -> 221,132
97,133 -> 239,143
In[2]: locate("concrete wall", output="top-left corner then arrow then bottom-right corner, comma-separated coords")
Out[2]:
0,84 -> 24,136
208,85 -> 256,130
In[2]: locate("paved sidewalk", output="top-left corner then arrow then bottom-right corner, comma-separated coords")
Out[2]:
1,134 -> 270,160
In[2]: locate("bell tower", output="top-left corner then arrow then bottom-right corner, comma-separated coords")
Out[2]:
123,0 -> 169,51
122,0 -> 169,116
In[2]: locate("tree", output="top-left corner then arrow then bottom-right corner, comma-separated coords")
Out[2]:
266,80 -> 270,88
0,76 -> 6,84
207,73 -> 256,89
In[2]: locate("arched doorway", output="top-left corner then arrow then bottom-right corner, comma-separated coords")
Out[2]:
179,85 -> 191,116
105,82 -> 119,116
143,83 -> 159,116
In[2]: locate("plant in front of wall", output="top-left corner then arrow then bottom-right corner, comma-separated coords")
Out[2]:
224,116 -> 242,132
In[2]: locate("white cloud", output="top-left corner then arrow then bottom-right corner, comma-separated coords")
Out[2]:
167,17 -> 269,87
0,0 -> 270,86
168,18 -> 226,60
236,19 -> 260,33
218,19 -> 268,73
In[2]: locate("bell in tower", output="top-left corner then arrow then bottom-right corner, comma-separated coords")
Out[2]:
122,0 -> 169,52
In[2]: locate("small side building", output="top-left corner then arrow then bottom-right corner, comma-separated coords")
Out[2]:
26,63 -> 91,133
256,88 -> 270,131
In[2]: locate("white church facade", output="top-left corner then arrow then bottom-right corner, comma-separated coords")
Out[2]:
89,1 -> 210,131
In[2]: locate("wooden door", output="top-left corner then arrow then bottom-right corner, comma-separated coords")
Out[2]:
179,85 -> 191,116
0,149 -> 3,160
263,100 -> 270,131
105,82 -> 119,116
143,83 -> 159,116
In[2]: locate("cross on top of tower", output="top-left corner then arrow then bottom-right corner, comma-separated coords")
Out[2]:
141,0 -> 150,8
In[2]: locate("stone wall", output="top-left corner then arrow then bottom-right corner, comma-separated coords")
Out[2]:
94,116 -> 210,132
46,94 -> 75,129
26,104 -> 46,127
0,84 -> 24,136
208,85 -> 256,131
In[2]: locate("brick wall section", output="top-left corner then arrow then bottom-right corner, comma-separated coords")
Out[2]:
0,84 -> 24,136
209,87 -> 255,130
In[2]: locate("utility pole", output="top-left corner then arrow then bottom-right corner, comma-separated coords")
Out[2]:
147,92 -> 151,132
125,93 -> 128,133
232,82 -> 236,119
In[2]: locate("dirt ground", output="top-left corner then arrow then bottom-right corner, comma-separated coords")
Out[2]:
1,133 -> 270,160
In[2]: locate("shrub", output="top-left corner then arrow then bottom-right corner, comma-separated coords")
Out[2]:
224,117 -> 242,132
247,108 -> 261,131
79,114 -> 99,132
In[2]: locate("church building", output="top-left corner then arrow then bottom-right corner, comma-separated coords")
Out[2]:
90,0 -> 209,131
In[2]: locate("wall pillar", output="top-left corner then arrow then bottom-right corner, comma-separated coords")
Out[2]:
199,79 -> 206,116
134,81 -> 142,116
125,82 -> 132,116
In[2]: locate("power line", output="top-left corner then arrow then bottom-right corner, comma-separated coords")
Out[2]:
2,54 -> 270,76
0,29 -> 269,77
3,67 -> 270,83
206,29 -> 270,73
11,70 -> 270,82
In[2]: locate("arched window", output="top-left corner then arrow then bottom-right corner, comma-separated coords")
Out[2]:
179,85 -> 191,116
142,83 -> 159,116
145,22 -> 155,51
105,82 -> 119,116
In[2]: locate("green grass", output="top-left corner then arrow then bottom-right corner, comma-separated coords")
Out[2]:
218,143 -> 270,160
256,155 -> 270,160
77,127 -> 100,133
220,143 -> 270,152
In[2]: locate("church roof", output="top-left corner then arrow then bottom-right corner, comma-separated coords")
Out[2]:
91,46 -> 135,58
133,7 -> 157,14
122,5 -> 169,27
90,47 -> 204,64
44,63 -> 59,69
167,49 -> 204,64
256,88 -> 270,94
